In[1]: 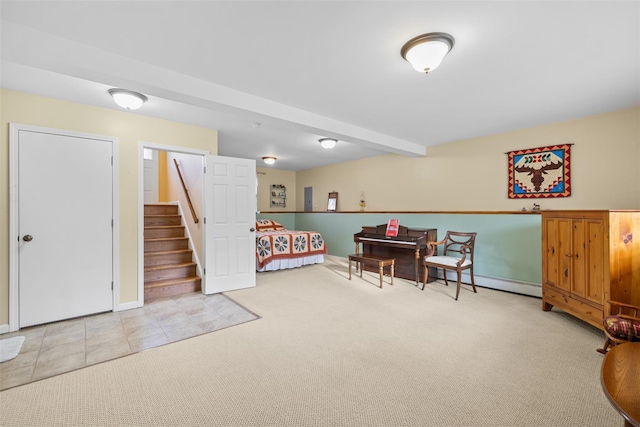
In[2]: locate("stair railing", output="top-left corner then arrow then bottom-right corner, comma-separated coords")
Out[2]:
173,159 -> 199,224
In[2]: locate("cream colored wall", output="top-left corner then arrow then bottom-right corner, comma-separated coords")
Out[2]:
0,89 -> 217,325
166,152 -> 204,261
257,167 -> 296,212
296,107 -> 640,211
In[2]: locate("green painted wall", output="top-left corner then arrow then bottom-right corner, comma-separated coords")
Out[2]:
258,212 -> 542,284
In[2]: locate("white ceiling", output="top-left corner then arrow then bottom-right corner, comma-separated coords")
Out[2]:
1,1 -> 638,171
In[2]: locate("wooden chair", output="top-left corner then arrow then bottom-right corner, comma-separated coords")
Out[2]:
597,301 -> 640,354
422,231 -> 477,300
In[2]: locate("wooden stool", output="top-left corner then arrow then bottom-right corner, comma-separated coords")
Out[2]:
348,254 -> 395,288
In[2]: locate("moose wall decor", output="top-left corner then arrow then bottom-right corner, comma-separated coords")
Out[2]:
507,144 -> 572,199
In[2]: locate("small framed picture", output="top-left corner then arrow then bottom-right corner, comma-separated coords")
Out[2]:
327,192 -> 338,212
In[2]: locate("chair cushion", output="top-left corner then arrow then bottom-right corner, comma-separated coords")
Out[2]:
424,256 -> 471,268
603,315 -> 640,340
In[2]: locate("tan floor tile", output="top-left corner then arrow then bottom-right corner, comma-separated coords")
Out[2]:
163,323 -> 204,342
1,291 -> 258,390
86,325 -> 127,340
128,332 -> 170,353
86,334 -> 128,352
37,340 -> 85,364
44,318 -> 85,337
0,365 -> 34,390
125,323 -> 164,340
86,339 -> 131,366
197,317 -> 234,332
32,352 -> 86,381
86,312 -> 122,331
0,349 -> 39,372
121,314 -> 157,332
41,329 -> 85,350
20,336 -> 44,353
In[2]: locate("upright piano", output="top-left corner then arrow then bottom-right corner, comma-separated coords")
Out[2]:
354,224 -> 437,284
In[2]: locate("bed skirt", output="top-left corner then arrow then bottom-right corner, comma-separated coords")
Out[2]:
256,254 -> 325,272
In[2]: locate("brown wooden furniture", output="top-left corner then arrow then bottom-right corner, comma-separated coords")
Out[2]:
422,231 -> 477,300
600,342 -> 640,427
348,254 -> 395,288
541,210 -> 640,330
354,225 -> 436,285
598,301 -> 640,354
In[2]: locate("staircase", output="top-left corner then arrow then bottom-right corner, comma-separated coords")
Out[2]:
144,204 -> 201,302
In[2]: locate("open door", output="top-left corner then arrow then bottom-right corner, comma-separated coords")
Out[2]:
203,155 -> 256,294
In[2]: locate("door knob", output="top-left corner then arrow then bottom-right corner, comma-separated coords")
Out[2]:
23,235 -> 33,242
250,228 -> 255,232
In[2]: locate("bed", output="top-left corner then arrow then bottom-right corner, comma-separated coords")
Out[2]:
255,219 -> 327,272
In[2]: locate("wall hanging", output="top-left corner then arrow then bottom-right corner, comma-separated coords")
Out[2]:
507,144 -> 572,199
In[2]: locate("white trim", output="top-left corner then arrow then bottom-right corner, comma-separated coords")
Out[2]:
0,324 -> 9,335
8,123 -> 119,332
116,301 -> 140,312
176,200 -> 204,277
438,270 -> 542,298
137,142 -> 209,307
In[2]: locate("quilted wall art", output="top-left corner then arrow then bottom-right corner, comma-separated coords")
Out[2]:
507,144 -> 572,199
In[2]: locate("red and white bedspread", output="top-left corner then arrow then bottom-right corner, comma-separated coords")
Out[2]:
256,229 -> 327,271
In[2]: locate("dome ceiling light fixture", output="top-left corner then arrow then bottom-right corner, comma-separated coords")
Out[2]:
400,32 -> 455,74
319,138 -> 338,149
108,88 -> 148,110
262,156 -> 277,165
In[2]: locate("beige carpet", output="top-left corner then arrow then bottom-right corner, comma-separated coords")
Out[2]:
0,256 -> 619,427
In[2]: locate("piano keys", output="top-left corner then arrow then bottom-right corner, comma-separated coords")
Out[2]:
354,224 -> 437,284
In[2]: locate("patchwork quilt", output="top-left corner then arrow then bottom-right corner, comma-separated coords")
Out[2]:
256,229 -> 327,269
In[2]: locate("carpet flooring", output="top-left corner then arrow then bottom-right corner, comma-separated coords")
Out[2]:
0,256 -> 620,426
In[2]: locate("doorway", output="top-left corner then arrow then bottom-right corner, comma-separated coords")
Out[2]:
138,144 -> 257,305
304,187 -> 313,211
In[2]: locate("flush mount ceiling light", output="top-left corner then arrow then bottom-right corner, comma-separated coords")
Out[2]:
262,156 -> 277,165
319,138 -> 338,149
400,32 -> 455,74
108,88 -> 148,110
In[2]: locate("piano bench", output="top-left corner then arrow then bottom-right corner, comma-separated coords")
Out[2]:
348,254 -> 395,288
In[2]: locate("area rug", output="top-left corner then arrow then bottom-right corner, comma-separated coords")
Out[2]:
0,336 -> 25,363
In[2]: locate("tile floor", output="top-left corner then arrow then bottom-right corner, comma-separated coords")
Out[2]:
0,292 -> 259,391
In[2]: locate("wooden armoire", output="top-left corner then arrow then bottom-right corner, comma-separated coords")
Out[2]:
541,210 -> 640,330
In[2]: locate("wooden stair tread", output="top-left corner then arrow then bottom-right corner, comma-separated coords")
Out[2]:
144,249 -> 192,256
144,225 -> 184,229
144,276 -> 201,289
144,236 -> 188,242
144,262 -> 196,272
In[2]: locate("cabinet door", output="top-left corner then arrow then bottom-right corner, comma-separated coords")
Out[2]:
584,219 -> 605,304
556,218 -> 573,291
571,219 -> 586,297
568,218 -> 605,304
543,217 -> 560,287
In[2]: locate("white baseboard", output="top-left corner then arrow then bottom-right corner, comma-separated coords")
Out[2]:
327,255 -> 542,298
440,270 -> 542,298
0,324 -> 10,335
116,301 -> 141,312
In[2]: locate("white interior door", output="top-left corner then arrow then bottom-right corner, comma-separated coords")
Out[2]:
143,148 -> 159,203
204,155 -> 256,294
16,127 -> 114,327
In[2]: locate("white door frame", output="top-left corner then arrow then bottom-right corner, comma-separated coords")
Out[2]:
137,142 -> 209,307
8,123 -> 120,333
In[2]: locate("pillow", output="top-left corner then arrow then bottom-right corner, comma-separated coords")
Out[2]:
256,219 -> 285,232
